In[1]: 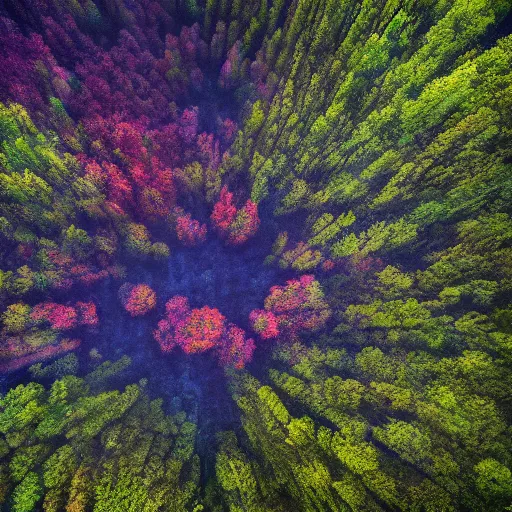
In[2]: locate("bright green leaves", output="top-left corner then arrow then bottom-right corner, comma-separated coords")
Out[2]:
0,169 -> 53,206
330,219 -> 418,258
457,213 -> 512,252
474,458 -> 512,506
244,101 -> 265,139
0,382 -> 46,438
93,465 -> 151,512
330,418 -> 379,475
275,179 -> 311,216
308,211 -> 355,247
375,265 -> 414,299
43,445 -> 77,489
1,303 -> 32,334
331,233 -> 359,258
345,299 -> 452,350
65,384 -> 140,442
373,420 -> 431,466
419,385 -> 506,451
215,432 -> 261,510
0,369 -> 200,511
257,386 -> 290,425
11,472 -> 43,512
10,444 -> 50,483
324,377 -> 365,411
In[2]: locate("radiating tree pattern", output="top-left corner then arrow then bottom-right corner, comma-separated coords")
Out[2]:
0,0 -> 511,510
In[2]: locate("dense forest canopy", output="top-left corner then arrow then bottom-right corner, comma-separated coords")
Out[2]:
0,0 -> 511,510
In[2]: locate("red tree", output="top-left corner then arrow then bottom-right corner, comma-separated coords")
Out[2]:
218,325 -> 255,369
250,275 -> 331,339
154,295 -> 191,352
76,302 -> 99,326
219,42 -> 242,89
174,208 -> 207,246
154,296 -> 255,368
119,283 -> 157,316
197,132 -> 220,170
112,122 -> 147,159
211,186 -> 260,245
31,303 -> 78,330
219,118 -> 237,145
211,186 -> 237,230
248,309 -> 280,339
176,306 -> 225,353
30,301 -> 99,330
322,259 -> 336,272
179,107 -> 199,143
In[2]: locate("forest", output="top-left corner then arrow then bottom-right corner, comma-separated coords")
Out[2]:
0,0 -> 511,510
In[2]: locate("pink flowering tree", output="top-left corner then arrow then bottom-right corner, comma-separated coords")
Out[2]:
30,301 -> 100,329
76,302 -> 99,326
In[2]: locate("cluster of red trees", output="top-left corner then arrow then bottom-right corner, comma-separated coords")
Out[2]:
248,309 -> 280,339
31,301 -> 98,329
0,12 -> 205,125
79,133 -> 178,222
0,13 -> 264,279
249,275 -> 331,339
172,190 -> 261,247
0,1 -> 323,381
211,186 -> 260,245
37,249 -> 117,291
154,296 -> 255,369
0,15 -> 239,229
118,283 -> 157,316
173,207 -> 208,247
0,20 -> 58,116
0,5 -> 320,376
151,276 -> 330,367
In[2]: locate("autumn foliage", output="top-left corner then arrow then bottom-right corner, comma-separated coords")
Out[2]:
154,296 -> 254,368
174,207 -> 208,247
119,283 -> 157,316
218,325 -> 256,370
0,0 -> 511,509
248,309 -> 280,339
30,301 -> 98,330
178,306 -> 226,353
76,301 -> 99,326
250,275 -> 331,339
211,186 -> 260,245
0,299 -> 96,373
